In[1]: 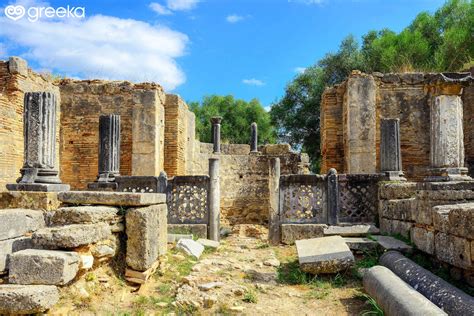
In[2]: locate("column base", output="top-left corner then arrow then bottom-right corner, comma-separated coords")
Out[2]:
383,171 -> 407,182
7,183 -> 70,192
18,167 -> 62,184
424,167 -> 472,182
87,182 -> 117,191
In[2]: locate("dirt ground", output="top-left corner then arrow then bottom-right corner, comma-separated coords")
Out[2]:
49,225 -> 370,315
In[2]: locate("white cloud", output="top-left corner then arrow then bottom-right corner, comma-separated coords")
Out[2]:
166,0 -> 199,11
0,43 -> 7,57
226,14 -> 244,23
294,67 -> 306,74
149,2 -> 172,15
243,78 -> 265,86
0,9 -> 189,90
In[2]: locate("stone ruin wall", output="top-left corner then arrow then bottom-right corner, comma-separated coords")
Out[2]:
320,71 -> 474,181
0,58 -> 60,191
191,143 -> 310,225
59,80 -> 166,189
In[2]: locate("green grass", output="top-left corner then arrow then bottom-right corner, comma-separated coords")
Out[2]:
357,294 -> 384,316
242,289 -> 258,303
255,242 -> 270,249
277,260 -> 315,285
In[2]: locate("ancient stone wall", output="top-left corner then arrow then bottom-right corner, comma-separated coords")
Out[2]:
191,143 -> 310,224
59,80 -> 166,189
0,58 -> 60,191
321,71 -> 474,181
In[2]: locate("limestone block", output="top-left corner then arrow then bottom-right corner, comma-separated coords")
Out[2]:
343,237 -> 378,252
433,207 -> 451,233
390,220 -> 413,239
0,237 -> 33,272
168,224 -> 208,239
0,192 -> 61,211
414,200 -> 437,225
296,236 -> 354,274
280,224 -> 327,245
0,209 -> 45,241
51,206 -> 119,225
435,232 -> 471,269
32,223 -> 111,249
9,250 -> 80,285
379,218 -> 392,235
197,239 -> 220,249
262,144 -> 291,155
126,204 -> 167,271
8,56 -> 28,76
379,199 -> 416,221
58,191 -> 166,206
168,234 -> 194,243
0,285 -> 59,314
323,225 -> 379,237
374,236 -> 413,253
378,182 -> 417,200
176,239 -> 204,259
411,227 -> 435,255
446,203 -> 474,239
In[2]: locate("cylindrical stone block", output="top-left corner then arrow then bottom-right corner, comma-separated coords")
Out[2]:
381,118 -> 402,172
208,158 -> 220,241
97,114 -> 121,182
211,117 -> 222,154
268,158 -> 280,245
327,168 -> 338,225
363,265 -> 447,316
250,122 -> 258,152
20,92 -> 60,184
380,251 -> 474,315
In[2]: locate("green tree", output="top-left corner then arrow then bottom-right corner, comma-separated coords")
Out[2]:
189,95 -> 276,145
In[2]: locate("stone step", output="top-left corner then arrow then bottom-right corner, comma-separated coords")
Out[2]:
32,223 -> 111,249
0,237 -> 34,273
323,224 -> 380,237
0,209 -> 45,241
373,235 -> 413,253
50,206 -> 120,225
0,284 -> 59,314
9,249 -> 80,285
58,191 -> 166,206
343,237 -> 378,252
296,236 -> 355,274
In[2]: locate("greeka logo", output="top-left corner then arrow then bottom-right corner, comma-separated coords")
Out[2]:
4,4 -> 85,22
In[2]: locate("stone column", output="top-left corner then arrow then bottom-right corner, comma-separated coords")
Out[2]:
268,158 -> 281,245
208,158 -> 220,241
211,117 -> 222,154
326,168 -> 339,225
7,92 -> 70,192
157,171 -> 168,193
380,118 -> 406,181
88,114 -> 120,190
426,95 -> 471,181
250,122 -> 258,153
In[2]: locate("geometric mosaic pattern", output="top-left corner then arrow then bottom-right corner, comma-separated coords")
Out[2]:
166,176 -> 209,224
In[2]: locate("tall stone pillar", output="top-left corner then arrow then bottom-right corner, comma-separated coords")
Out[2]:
326,168 -> 339,225
211,117 -> 222,154
268,158 -> 281,245
250,122 -> 258,153
7,92 -> 69,192
88,114 -> 121,190
426,95 -> 471,181
380,119 -> 406,181
208,158 -> 220,241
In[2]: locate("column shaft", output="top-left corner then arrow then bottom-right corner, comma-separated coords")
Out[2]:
208,158 -> 220,241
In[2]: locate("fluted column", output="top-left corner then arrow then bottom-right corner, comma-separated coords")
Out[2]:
7,92 -> 69,192
380,118 -> 406,181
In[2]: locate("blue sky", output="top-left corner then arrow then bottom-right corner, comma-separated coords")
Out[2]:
0,0 -> 446,107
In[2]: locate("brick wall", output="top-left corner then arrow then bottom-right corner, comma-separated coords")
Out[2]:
59,80 -> 165,189
0,59 -> 59,191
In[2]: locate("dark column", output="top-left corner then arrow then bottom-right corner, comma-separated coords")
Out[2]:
326,168 -> 339,225
250,122 -> 258,153
211,117 -> 222,154
268,158 -> 281,245
208,158 -> 220,241
88,114 -> 120,191
380,118 -> 406,181
7,92 -> 69,192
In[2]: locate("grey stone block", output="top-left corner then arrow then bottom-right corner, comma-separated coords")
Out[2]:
126,204 -> 167,271
411,227 -> 435,255
8,57 -> 28,76
0,284 -> 59,314
0,209 -> 45,241
168,224 -> 208,238
0,237 -> 33,272
176,239 -> 204,259
296,236 -> 354,274
343,237 -> 378,252
281,224 -> 327,245
58,191 -> 166,206
379,182 -> 417,200
447,203 -> 474,239
374,236 -> 413,253
379,199 -> 416,221
363,266 -> 447,316
197,239 -> 220,249
32,223 -> 111,249
51,206 -> 119,225
390,220 -> 413,239
9,249 -> 80,285
168,234 -> 194,243
435,232 -> 471,269
323,225 -> 379,237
